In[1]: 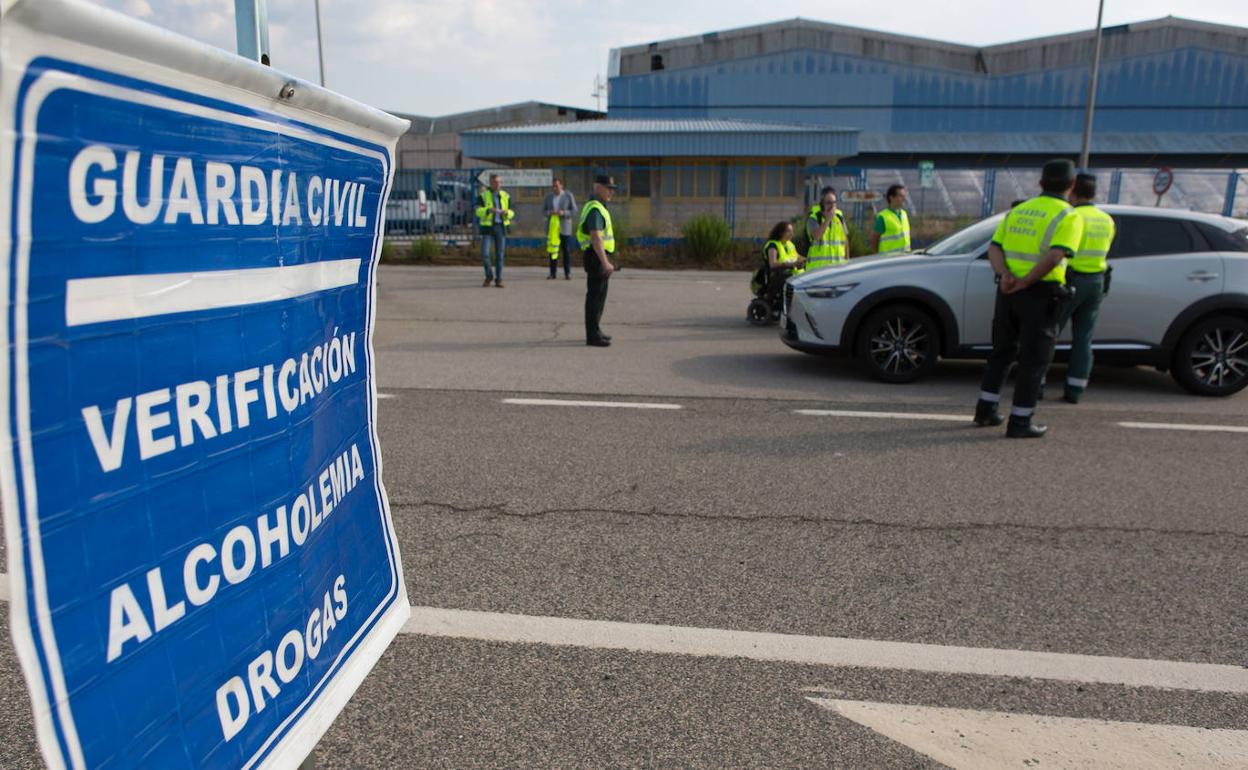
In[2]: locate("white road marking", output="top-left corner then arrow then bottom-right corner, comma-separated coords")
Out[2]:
795,409 -> 968,422
1,573 -> 1240,695
1119,421 -> 1248,434
377,393 -> 396,400
811,698 -> 1248,769
501,398 -> 682,411
64,258 -> 361,326
402,606 -> 1248,694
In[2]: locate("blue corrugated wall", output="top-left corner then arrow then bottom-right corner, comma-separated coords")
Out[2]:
609,47 -> 1248,133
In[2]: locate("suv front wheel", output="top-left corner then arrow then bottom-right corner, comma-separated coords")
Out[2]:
1171,315 -> 1248,396
855,304 -> 941,383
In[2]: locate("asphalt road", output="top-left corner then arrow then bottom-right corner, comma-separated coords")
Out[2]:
1,265 -> 1245,768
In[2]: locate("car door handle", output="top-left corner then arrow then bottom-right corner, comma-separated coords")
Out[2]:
1187,271 -> 1219,282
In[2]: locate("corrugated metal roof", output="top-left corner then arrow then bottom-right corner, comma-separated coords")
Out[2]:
469,119 -> 853,135
857,132 -> 1248,156
461,119 -> 858,160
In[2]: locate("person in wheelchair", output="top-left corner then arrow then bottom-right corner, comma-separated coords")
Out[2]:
748,221 -> 805,325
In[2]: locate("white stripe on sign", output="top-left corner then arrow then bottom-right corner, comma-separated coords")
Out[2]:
795,409 -> 967,422
811,698 -> 1248,769
1119,421 -> 1248,435
64,258 -> 362,326
402,606 -> 1248,694
501,398 -> 682,410
0,576 -> 1238,694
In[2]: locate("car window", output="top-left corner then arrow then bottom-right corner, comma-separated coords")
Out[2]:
926,215 -> 1003,257
1196,223 -> 1248,252
1109,216 -> 1197,258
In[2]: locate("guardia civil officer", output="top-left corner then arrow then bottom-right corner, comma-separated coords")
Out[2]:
579,175 -> 617,347
869,184 -> 911,255
804,186 -> 850,270
1058,173 -> 1116,403
973,159 -> 1084,438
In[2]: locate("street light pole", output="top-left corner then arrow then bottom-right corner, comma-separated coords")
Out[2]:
313,0 -> 327,87
1079,0 -> 1106,171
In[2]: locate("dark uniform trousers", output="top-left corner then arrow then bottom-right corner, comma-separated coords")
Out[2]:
980,281 -> 1067,412
584,249 -> 610,342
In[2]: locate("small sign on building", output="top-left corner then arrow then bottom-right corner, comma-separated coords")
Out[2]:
918,161 -> 935,189
477,168 -> 554,188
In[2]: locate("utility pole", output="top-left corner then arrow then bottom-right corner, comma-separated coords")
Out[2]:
313,0 -> 327,87
1079,0 -> 1106,171
234,0 -> 271,65
591,74 -> 606,112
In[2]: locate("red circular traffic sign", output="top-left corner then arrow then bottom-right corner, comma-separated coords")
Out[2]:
1153,167 -> 1174,197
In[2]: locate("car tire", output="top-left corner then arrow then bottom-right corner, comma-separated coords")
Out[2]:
747,298 -> 773,326
1170,314 -> 1248,397
855,304 -> 941,383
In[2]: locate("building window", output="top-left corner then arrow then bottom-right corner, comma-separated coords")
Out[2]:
630,164 -> 651,198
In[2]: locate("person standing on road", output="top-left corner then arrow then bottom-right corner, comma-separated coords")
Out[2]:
973,159 -> 1083,438
544,178 -> 577,280
804,186 -> 850,271
1058,173 -> 1117,403
579,175 -> 617,347
869,184 -> 911,255
475,174 -> 514,288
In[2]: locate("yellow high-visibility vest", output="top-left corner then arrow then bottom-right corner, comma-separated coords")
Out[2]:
576,200 -> 615,253
475,189 -> 514,228
877,208 -> 911,254
992,194 -> 1083,284
1069,204 -> 1116,274
805,204 -> 847,269
547,214 -> 561,260
764,239 -> 800,265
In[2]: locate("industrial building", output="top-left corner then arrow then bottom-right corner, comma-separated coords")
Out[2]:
394,101 -> 602,170
445,16 -> 1248,239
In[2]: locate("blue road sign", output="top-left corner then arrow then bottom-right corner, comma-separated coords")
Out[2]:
1,3 -> 410,768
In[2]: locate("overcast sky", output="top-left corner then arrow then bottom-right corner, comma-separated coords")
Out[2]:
93,0 -> 1248,117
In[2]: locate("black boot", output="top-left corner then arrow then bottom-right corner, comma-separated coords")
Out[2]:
1006,415 -> 1047,438
1062,387 -> 1082,404
973,400 -> 1004,427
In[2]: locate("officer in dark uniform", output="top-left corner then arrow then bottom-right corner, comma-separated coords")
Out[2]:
578,175 -> 617,347
974,159 -> 1083,438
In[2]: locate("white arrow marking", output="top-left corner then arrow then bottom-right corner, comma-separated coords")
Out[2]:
811,698 -> 1248,769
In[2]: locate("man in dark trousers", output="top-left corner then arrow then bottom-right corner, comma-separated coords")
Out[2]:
973,159 -> 1083,438
577,175 -> 617,347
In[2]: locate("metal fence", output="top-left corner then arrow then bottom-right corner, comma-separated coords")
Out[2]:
385,165 -> 1248,247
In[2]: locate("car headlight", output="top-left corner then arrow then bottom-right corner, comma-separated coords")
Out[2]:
804,283 -> 858,299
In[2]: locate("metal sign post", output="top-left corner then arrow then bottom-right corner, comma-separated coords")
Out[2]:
235,0 -> 271,64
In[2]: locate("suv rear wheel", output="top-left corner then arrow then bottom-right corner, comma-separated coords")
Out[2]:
855,304 -> 941,383
1171,315 -> 1248,396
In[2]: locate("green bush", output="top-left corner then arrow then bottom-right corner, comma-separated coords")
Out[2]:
380,241 -> 398,262
409,237 -> 439,262
681,214 -> 732,264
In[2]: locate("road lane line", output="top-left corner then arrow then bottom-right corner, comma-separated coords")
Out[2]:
2,574 -> 1238,694
502,398 -> 682,410
402,606 -> 1248,694
795,409 -> 967,422
1119,421 -> 1248,434
811,698 -> 1248,769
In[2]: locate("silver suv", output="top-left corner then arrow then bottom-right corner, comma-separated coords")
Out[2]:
781,205 -> 1248,396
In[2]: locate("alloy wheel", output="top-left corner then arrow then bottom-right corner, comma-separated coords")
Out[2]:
869,316 -> 931,376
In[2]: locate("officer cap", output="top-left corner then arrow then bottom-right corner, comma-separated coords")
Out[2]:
594,174 -> 618,189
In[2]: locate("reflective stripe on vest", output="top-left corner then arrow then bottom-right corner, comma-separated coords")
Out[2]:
1069,205 -> 1115,274
1001,196 -> 1073,284
764,239 -> 799,265
576,200 -> 615,254
476,189 -> 513,228
547,214 -> 561,259
878,208 -> 911,254
806,205 -> 847,268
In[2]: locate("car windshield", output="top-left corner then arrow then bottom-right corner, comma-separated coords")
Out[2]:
924,214 -> 1004,257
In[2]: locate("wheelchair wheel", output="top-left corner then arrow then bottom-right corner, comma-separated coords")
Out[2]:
747,298 -> 773,326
